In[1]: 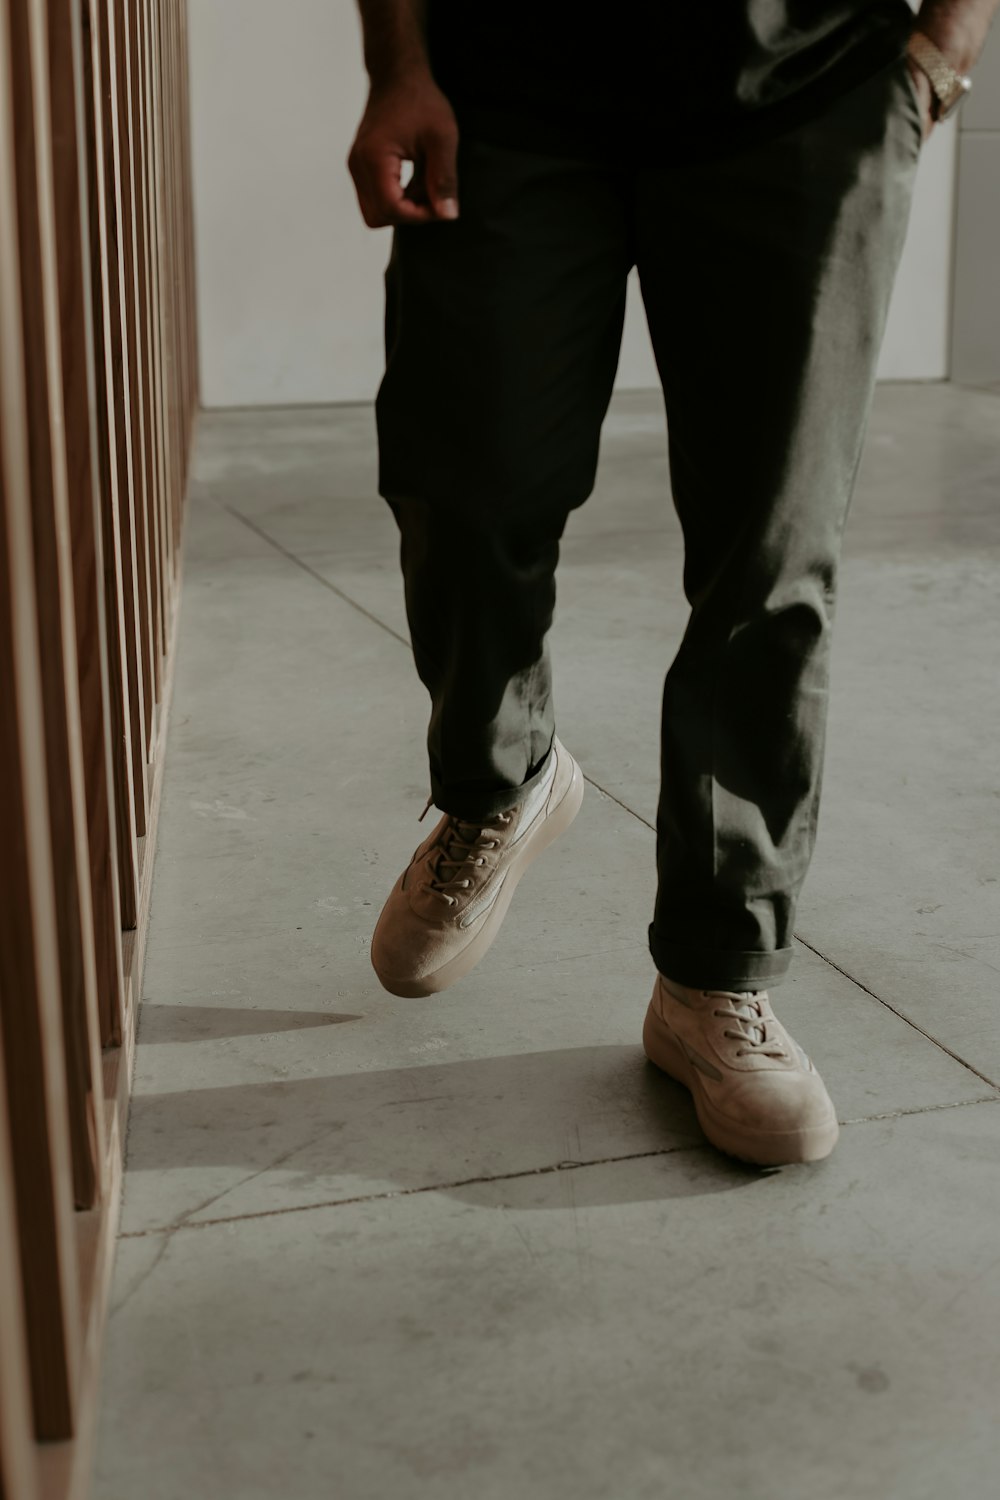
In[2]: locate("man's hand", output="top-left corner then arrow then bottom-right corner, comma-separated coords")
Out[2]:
912,0 -> 1000,136
905,59 -> 937,141
348,70 -> 460,227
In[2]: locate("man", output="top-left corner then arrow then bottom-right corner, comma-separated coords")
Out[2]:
348,1 -> 996,1167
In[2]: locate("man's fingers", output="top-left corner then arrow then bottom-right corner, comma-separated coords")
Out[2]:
346,85 -> 460,228
348,147 -> 436,227
904,60 -> 936,142
421,126 -> 460,219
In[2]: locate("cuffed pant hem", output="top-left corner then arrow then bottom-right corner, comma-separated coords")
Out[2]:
431,740 -> 555,822
648,927 -> 794,992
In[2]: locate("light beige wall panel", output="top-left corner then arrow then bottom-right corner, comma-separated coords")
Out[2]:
950,133 -> 1000,385
963,21 -> 1000,132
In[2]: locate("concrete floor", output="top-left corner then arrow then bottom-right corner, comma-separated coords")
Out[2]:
94,385 -> 1000,1500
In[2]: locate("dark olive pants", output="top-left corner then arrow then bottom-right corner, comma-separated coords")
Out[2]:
375,59 -> 923,992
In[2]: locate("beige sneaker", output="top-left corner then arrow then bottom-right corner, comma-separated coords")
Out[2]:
643,974 -> 839,1166
371,737 -> 584,998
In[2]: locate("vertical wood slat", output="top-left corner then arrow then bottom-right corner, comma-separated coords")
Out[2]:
170,1 -> 191,520
47,0 -> 127,1053
178,2 -> 196,449
6,0 -> 108,1227
0,1018 -> 41,1500
0,458 -> 82,1440
22,0 -> 114,1218
81,0 -> 140,938
118,0 -> 163,738
176,0 -> 194,438
138,0 -> 165,690
93,0 -> 150,852
112,0 -> 155,763
0,0 -> 84,1440
125,0 -> 164,727
149,0 -> 171,555
148,0 -> 176,642
130,0 -> 166,706
2,1 -> 196,1491
157,0 -> 182,556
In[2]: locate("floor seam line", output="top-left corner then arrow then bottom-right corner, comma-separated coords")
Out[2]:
584,776 -> 656,830
117,1095 -> 999,1241
795,935 -> 1000,1089
219,502 -> 412,649
117,1143 -> 704,1239
838,1094 -> 999,1125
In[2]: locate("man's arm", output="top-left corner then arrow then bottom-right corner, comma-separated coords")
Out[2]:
909,0 -> 1000,134
916,0 -> 1000,71
348,0 -> 460,228
357,0 -> 429,83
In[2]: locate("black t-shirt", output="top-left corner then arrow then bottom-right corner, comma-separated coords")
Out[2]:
426,1 -> 916,163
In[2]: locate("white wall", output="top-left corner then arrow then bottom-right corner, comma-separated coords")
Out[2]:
950,20 -> 1000,383
188,0 -> 374,406
188,0 -> 956,408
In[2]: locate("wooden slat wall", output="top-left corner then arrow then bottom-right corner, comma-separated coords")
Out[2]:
0,2 -> 195,1496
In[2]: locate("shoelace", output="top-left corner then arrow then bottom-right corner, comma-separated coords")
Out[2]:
424,811 -> 513,906
707,991 -> 789,1060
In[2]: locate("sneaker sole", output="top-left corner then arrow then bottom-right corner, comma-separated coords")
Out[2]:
642,1001 -> 839,1167
374,754 -> 586,999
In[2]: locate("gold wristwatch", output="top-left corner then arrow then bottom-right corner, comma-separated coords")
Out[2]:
905,32 -> 974,120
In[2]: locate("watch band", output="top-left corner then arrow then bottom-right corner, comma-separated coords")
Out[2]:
906,32 -> 973,121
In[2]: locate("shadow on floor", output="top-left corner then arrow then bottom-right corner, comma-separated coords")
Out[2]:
124,1039 -> 771,1216
137,1003 -> 363,1043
